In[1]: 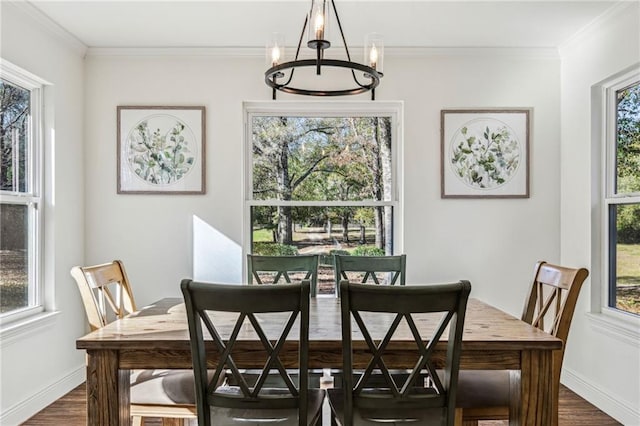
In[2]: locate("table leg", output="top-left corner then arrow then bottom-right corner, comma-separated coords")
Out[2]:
513,350 -> 554,426
86,349 -> 131,425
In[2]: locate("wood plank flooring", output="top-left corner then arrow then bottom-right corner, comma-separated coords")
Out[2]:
22,383 -> 621,425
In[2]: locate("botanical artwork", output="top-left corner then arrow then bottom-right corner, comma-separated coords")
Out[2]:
127,115 -> 195,185
117,106 -> 205,194
450,119 -> 520,189
441,109 -> 530,198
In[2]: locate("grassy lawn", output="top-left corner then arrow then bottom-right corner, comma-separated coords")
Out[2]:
617,243 -> 640,285
617,244 -> 640,314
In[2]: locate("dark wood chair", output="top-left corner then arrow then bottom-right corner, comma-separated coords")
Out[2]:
181,279 -> 325,426
71,260 -> 197,426
328,280 -> 471,426
248,254 -> 320,297
455,261 -> 589,425
333,254 -> 406,295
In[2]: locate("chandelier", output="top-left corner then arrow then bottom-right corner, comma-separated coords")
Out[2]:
265,0 -> 384,100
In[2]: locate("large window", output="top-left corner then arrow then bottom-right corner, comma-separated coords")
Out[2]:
0,62 -> 43,323
244,102 -> 402,296
604,74 -> 640,317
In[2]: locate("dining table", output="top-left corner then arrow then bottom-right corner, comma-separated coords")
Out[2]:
76,296 -> 562,426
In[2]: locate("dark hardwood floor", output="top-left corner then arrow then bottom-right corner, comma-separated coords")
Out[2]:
22,383 -> 621,425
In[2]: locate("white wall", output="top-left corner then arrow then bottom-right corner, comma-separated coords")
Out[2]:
0,3 -> 86,424
559,3 -> 640,424
83,50 -> 561,313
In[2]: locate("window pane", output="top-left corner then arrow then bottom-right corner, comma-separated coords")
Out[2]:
251,205 -> 393,295
616,82 -> 640,194
252,116 -> 392,202
610,204 -> 640,315
0,79 -> 31,193
0,203 -> 29,313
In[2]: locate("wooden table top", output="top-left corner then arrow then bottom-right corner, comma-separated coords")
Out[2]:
77,297 -> 561,353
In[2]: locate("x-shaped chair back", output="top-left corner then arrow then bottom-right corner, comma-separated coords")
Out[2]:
71,260 -> 137,331
521,261 -> 589,343
181,280 -> 311,426
247,254 -> 319,297
334,255 -> 406,292
339,280 -> 471,426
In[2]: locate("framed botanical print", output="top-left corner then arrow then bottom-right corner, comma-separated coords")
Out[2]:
441,108 -> 530,198
117,106 -> 206,194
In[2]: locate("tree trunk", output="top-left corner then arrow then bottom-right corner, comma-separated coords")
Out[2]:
342,213 -> 350,243
380,118 -> 394,255
359,225 -> 366,244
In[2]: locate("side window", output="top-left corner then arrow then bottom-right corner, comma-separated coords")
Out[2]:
606,77 -> 640,316
0,62 -> 44,323
245,103 -> 401,296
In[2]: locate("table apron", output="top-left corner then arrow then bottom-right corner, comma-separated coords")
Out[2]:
116,348 -> 523,370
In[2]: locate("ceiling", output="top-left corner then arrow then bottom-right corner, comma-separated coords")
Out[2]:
25,0 -> 619,50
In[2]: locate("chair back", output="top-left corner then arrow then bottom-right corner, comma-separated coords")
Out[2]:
521,261 -> 589,342
334,254 -> 406,293
71,260 -> 137,331
339,280 -> 471,426
521,261 -> 589,386
247,254 -> 319,297
181,280 -> 312,426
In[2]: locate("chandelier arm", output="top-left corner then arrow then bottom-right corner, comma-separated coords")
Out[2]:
265,59 -> 381,96
331,0 -> 353,62
274,12 -> 309,93
294,13 -> 308,61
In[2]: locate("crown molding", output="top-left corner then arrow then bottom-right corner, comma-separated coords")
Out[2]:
6,0 -> 88,57
559,1 -> 638,54
86,45 -> 558,58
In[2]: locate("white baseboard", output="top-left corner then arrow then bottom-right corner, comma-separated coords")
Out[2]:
0,365 -> 85,426
562,368 -> 640,425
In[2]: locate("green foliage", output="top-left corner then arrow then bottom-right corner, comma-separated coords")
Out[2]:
451,124 -> 519,189
252,228 -> 273,243
352,245 -> 385,256
128,119 -> 195,185
353,208 -> 374,225
252,242 -> 298,256
616,83 -> 640,192
617,204 -> 640,244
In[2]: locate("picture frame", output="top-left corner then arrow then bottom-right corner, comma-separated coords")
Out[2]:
117,106 -> 206,194
441,108 -> 530,198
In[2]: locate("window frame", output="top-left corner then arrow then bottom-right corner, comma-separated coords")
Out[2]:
599,67 -> 640,322
242,101 -> 404,285
0,60 -> 45,325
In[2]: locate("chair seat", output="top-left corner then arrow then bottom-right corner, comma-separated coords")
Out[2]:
455,370 -> 510,408
327,388 -> 447,425
130,369 -> 211,406
208,387 -> 326,426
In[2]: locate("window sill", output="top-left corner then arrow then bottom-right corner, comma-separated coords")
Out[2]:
587,311 -> 640,347
0,310 -> 60,348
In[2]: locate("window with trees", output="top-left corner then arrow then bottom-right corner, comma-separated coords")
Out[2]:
0,63 -> 43,322
605,75 -> 640,317
244,102 -> 402,296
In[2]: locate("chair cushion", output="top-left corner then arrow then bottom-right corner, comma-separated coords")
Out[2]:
209,388 -> 326,426
130,369 -> 198,405
327,388 -> 447,425
455,370 -> 511,408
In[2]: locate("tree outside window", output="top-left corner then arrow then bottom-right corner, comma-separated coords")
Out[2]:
247,108 -> 399,296
608,79 -> 640,315
0,71 -> 41,318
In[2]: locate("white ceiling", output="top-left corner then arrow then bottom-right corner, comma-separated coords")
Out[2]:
25,0 -> 620,50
